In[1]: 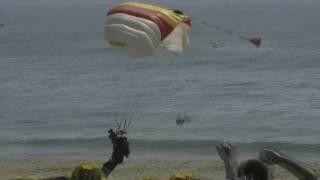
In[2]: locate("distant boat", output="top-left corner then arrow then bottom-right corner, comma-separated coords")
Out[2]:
176,114 -> 191,125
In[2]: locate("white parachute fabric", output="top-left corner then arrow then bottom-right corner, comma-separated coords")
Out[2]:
104,14 -> 162,57
104,2 -> 191,57
160,23 -> 190,53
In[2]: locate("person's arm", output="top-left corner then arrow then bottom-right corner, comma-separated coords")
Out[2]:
259,149 -> 317,180
216,142 -> 244,180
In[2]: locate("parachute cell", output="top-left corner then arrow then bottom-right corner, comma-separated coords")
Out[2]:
104,2 -> 191,57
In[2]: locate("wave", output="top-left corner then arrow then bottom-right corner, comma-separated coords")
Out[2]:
1,137 -> 320,161
2,137 -> 320,152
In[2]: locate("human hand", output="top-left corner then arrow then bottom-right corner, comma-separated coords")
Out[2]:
216,142 -> 237,162
216,142 -> 238,179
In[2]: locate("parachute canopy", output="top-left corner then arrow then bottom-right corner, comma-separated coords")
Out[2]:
105,2 -> 191,57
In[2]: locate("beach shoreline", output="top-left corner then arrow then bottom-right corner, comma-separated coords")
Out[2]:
1,159 -> 319,180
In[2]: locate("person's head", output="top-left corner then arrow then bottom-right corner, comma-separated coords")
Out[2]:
237,159 -> 271,180
70,163 -> 106,180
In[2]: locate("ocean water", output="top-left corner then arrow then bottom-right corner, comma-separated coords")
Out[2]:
1,0 -> 320,161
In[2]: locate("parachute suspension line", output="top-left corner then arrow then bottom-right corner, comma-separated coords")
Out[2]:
0,9 -> 5,28
192,16 -> 261,48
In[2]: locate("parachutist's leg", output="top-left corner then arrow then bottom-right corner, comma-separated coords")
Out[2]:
102,154 -> 124,178
102,159 -> 116,177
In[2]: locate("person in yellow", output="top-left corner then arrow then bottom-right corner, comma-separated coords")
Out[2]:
13,128 -> 130,180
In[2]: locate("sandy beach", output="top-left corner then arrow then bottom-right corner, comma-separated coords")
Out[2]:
1,159 -> 319,180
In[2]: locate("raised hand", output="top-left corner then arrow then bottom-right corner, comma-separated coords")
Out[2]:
216,142 -> 239,180
216,142 -> 238,162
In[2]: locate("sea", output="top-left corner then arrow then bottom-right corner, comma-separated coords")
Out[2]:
0,0 -> 320,162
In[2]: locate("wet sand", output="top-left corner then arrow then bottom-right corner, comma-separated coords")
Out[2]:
1,159 -> 319,180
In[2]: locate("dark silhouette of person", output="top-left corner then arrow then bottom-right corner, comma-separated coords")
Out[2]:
102,129 -> 130,177
216,142 -> 317,180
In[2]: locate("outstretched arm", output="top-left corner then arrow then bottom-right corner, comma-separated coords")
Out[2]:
216,142 -> 244,180
260,149 -> 317,180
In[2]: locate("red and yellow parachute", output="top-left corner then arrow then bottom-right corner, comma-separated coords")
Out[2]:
104,2 -> 191,57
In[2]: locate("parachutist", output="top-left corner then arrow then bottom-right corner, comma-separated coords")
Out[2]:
103,124 -> 130,178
